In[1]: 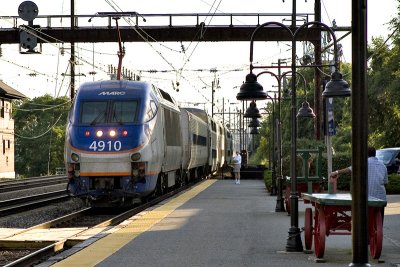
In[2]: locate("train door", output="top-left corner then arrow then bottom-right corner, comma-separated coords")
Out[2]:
162,107 -> 182,185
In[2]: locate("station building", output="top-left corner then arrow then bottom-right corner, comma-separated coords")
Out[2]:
0,81 -> 26,179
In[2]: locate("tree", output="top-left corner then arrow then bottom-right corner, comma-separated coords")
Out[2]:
13,95 -> 70,177
367,9 -> 400,148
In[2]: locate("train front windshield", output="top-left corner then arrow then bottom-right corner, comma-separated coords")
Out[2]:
80,100 -> 139,124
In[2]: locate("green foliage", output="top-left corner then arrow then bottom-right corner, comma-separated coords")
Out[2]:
13,95 -> 70,177
263,170 -> 272,192
367,12 -> 400,148
387,174 -> 400,194
250,2 -> 400,197
330,152 -> 352,191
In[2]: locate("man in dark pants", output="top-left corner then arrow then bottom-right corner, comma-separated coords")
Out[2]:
330,146 -> 388,221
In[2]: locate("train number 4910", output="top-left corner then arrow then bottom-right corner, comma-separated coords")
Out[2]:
89,140 -> 122,151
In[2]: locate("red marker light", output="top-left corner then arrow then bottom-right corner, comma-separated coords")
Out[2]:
122,130 -> 128,136
85,130 -> 90,136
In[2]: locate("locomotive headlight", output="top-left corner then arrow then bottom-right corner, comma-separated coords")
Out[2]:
109,129 -> 117,137
130,153 -> 141,161
96,130 -> 103,137
71,153 -> 80,162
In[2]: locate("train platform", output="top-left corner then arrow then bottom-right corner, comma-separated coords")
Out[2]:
42,179 -> 400,267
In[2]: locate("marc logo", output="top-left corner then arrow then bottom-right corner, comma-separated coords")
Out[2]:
98,91 -> 126,96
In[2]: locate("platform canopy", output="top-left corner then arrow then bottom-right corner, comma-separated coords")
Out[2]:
0,81 -> 26,100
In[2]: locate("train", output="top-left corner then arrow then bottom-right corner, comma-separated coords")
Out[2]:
64,79 -> 233,206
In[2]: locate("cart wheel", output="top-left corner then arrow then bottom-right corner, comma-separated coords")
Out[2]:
304,208 -> 313,250
314,208 -> 326,258
369,209 -> 383,259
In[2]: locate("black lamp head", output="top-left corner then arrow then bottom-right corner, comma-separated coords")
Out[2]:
248,118 -> 261,127
297,101 -> 316,118
244,100 -> 262,118
322,70 -> 351,97
250,127 -> 260,135
236,72 -> 268,101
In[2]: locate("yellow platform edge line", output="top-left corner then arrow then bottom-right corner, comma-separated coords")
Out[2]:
53,179 -> 216,267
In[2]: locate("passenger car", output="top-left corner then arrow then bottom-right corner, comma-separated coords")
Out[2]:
376,147 -> 400,174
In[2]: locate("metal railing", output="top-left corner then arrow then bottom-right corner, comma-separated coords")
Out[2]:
0,12 -> 313,29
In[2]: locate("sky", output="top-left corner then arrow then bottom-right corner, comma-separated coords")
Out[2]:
0,0 -> 398,117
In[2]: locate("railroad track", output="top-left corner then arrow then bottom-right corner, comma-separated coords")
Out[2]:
0,176 -> 67,194
0,179 -> 199,267
0,190 -> 70,216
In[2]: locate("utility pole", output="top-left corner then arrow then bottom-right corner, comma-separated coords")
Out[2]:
70,0 -> 75,100
211,69 -> 219,118
211,80 -> 215,117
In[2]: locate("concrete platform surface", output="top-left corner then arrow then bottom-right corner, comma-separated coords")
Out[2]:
47,179 -> 400,267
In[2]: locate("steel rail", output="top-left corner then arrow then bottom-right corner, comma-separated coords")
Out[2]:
0,190 -> 70,216
2,179 -> 203,266
0,176 -> 67,193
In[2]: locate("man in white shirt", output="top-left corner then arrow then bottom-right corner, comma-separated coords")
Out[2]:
232,151 -> 242,184
330,146 -> 388,221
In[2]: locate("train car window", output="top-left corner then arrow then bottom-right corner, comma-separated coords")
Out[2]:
212,149 -> 217,159
80,101 -> 108,124
159,89 -> 174,104
211,121 -> 216,132
192,134 -> 207,146
112,101 -> 138,123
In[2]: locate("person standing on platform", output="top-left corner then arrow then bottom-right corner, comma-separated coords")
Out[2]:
329,146 -> 388,221
232,151 -> 242,184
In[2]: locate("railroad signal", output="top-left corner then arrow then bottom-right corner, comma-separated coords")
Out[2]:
18,1 -> 41,54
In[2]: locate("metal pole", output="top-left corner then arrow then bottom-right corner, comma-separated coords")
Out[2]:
270,96 -> 277,195
314,0 -> 322,140
350,0 -> 370,266
275,59 -> 285,212
70,0 -> 75,100
286,0 -> 303,252
222,97 -> 225,126
212,80 -> 215,117
326,97 -> 334,194
242,101 -> 245,151
239,108 -> 242,151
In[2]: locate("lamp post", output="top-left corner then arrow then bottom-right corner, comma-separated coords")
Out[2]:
259,104 -> 276,195
261,95 -> 277,196
350,0 -> 369,265
257,70 -> 310,211
237,20 -> 350,252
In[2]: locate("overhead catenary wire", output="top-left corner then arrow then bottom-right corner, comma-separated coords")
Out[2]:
14,113 -> 64,140
104,0 -> 178,72
1,2 -> 298,106
14,100 -> 70,112
367,25 -> 398,62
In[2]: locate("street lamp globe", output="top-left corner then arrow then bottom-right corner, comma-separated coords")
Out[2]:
250,127 -> 260,135
248,117 -> 261,127
297,101 -> 316,118
244,100 -> 262,118
322,70 -> 351,97
237,72 -> 268,100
